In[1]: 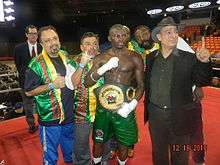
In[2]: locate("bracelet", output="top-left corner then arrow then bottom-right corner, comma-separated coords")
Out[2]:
90,72 -> 98,82
48,83 -> 55,91
79,63 -> 85,69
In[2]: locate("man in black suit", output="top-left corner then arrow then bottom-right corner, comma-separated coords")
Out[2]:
14,25 -> 42,133
144,17 -> 212,165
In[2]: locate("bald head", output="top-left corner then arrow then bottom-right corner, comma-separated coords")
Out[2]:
108,24 -> 128,49
109,24 -> 125,35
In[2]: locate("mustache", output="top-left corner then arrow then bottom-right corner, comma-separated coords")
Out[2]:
50,44 -> 60,50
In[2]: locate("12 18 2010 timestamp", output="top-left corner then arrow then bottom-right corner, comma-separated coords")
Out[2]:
171,144 -> 207,152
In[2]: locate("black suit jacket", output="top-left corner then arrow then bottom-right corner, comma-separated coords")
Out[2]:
144,48 -> 212,135
14,42 -> 42,89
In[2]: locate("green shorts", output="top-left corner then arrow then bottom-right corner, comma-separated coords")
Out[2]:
93,104 -> 138,147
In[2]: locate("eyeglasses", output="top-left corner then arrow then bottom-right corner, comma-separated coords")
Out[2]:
42,36 -> 59,44
28,32 -> 37,35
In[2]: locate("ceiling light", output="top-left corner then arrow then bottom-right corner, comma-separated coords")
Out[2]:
0,0 -> 4,22
5,15 -> 15,21
217,0 -> 220,4
4,7 -> 14,13
166,5 -> 184,12
188,1 -> 211,9
147,9 -> 162,15
3,0 -> 14,6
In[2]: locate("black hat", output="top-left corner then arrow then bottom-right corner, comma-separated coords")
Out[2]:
151,17 -> 178,43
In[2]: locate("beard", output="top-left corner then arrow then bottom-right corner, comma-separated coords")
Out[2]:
142,40 -> 153,50
50,44 -> 60,56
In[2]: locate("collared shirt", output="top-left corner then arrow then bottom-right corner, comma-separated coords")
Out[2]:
28,41 -> 38,57
149,49 -> 176,108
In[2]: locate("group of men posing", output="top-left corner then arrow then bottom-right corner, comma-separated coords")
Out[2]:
14,17 -> 212,165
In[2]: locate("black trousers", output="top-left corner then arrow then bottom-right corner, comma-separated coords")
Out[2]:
190,102 -> 205,164
148,103 -> 190,165
20,90 -> 35,128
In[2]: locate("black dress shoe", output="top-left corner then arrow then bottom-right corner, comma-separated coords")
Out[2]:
28,125 -> 38,133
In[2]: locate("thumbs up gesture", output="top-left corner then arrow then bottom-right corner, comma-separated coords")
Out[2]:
80,51 -> 93,66
196,37 -> 210,63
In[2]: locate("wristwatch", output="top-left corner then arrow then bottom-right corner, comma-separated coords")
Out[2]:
48,83 -> 55,91
79,63 -> 85,69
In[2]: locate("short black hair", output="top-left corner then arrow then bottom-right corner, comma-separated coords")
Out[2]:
80,32 -> 99,45
38,25 -> 58,43
25,25 -> 37,34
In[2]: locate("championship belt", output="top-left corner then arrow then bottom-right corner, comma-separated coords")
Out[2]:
98,84 -> 135,112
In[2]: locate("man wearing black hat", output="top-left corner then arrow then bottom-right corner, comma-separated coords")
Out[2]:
144,17 -> 212,165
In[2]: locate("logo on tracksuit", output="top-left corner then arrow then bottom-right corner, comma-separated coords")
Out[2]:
95,129 -> 104,141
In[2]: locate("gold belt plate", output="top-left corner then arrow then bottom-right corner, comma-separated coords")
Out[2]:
98,85 -> 124,111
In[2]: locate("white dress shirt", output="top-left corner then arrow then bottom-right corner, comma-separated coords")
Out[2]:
28,41 -> 38,57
